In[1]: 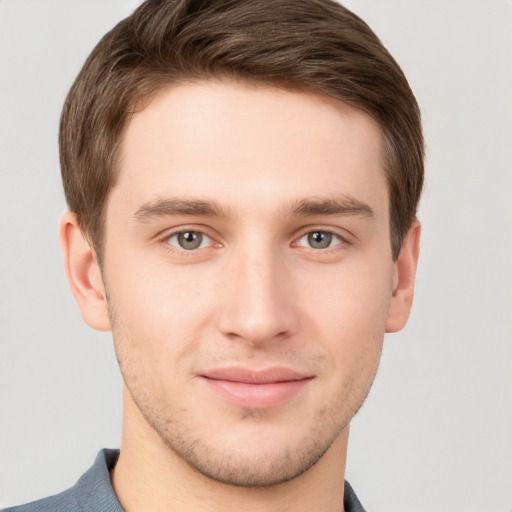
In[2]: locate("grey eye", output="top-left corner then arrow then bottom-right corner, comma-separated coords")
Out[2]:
296,230 -> 342,250
307,231 -> 332,249
173,231 -> 204,250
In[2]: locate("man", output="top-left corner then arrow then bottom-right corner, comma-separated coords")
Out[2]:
6,0 -> 423,510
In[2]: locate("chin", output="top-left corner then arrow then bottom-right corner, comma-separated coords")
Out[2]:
164,435 -> 332,488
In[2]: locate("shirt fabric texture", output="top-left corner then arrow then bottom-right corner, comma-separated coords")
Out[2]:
4,449 -> 367,512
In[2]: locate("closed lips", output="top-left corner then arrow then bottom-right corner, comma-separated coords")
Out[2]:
201,367 -> 314,409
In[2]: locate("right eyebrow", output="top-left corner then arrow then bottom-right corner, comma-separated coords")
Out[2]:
133,198 -> 230,223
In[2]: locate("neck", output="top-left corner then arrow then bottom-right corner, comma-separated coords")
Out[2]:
111,391 -> 349,512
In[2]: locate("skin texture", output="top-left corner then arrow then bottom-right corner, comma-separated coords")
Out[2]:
61,80 -> 420,512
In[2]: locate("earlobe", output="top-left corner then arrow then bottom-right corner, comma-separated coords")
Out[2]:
385,219 -> 421,333
59,212 -> 111,332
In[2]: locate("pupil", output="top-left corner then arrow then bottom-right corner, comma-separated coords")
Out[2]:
308,231 -> 331,249
178,231 -> 202,250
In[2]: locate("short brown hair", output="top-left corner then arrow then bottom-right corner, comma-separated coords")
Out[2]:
60,0 -> 424,260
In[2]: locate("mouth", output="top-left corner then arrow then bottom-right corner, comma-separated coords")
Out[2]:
201,367 -> 314,409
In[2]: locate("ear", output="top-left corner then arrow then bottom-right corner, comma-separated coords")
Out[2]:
59,211 -> 111,331
386,219 -> 421,333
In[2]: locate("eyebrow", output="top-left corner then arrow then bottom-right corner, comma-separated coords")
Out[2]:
133,194 -> 374,223
288,195 -> 374,219
133,198 -> 230,222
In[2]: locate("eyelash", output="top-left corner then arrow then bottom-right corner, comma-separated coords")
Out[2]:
160,227 -> 348,254
293,230 -> 345,251
162,229 -> 217,254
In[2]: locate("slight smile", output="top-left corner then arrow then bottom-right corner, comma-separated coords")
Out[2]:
201,367 -> 314,409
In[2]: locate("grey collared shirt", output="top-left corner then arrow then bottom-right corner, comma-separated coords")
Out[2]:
4,449 -> 366,511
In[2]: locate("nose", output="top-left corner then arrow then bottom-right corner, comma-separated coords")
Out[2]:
217,245 -> 298,347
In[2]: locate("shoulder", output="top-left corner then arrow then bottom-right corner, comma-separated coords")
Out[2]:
344,480 -> 367,512
3,449 -> 122,512
3,487 -> 79,512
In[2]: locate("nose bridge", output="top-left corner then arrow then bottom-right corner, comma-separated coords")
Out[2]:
218,236 -> 297,345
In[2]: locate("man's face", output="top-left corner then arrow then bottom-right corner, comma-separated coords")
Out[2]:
100,80 -> 399,486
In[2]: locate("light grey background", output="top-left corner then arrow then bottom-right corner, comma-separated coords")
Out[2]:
1,1 -> 511,510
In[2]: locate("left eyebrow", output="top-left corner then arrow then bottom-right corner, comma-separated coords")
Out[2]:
287,195 -> 375,218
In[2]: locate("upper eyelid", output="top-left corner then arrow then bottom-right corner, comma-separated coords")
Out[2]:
166,230 -> 211,240
164,229 -> 215,243
293,231 -> 345,248
165,228 -> 210,237
159,225 -> 217,240
292,226 -> 351,242
298,230 -> 344,240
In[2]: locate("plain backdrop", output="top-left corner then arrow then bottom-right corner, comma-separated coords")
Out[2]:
1,1 -> 511,510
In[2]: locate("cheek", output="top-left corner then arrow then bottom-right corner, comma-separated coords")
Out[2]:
105,259 -> 219,362
296,258 -> 392,361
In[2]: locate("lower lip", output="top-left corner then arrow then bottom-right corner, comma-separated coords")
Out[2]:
203,377 -> 311,409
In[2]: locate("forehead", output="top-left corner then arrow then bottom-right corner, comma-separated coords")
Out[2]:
111,80 -> 387,220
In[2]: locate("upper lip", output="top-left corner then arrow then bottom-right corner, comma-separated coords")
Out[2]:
202,367 -> 312,384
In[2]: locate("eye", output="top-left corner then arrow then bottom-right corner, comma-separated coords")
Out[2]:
166,230 -> 212,250
296,230 -> 343,250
